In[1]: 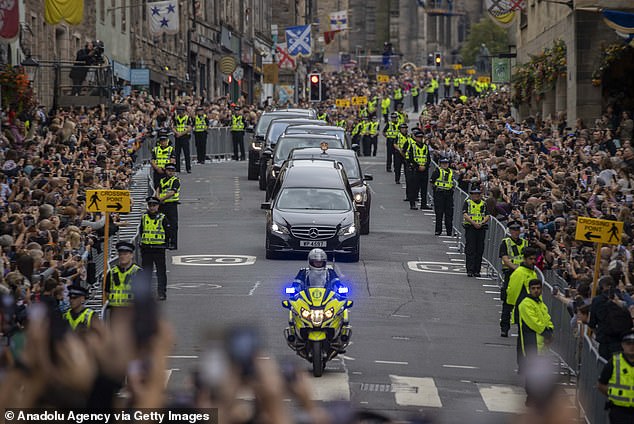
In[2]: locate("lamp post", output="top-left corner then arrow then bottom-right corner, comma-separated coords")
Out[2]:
20,56 -> 40,85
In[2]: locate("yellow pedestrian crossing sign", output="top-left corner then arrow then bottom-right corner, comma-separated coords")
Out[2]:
351,96 -> 368,106
574,217 -> 623,245
336,99 -> 351,108
86,190 -> 131,213
377,74 -> 390,83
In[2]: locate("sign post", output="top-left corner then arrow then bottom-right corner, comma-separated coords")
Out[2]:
86,190 -> 131,305
574,216 -> 623,297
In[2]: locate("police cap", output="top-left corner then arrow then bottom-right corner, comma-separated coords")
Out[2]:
390,112 -> 398,119
439,157 -> 450,164
146,196 -> 161,204
399,123 -> 409,129
470,187 -> 481,194
412,129 -> 424,138
507,220 -> 522,230
116,241 -> 136,253
164,163 -> 176,171
622,330 -> 634,343
68,285 -> 89,297
176,105 -> 186,111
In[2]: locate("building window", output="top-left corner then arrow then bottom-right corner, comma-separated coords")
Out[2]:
100,0 -> 105,23
111,0 -> 116,27
122,0 -> 126,32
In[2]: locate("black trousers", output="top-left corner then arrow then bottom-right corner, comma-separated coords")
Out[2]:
385,138 -> 396,170
412,95 -> 419,112
433,189 -> 453,234
175,136 -> 191,172
444,85 -> 451,98
369,135 -> 378,156
609,405 -> 634,424
194,131 -> 207,163
393,99 -> 402,110
465,226 -> 486,274
141,247 -> 167,297
394,154 -> 405,183
500,269 -> 514,332
406,168 -> 428,207
426,92 -> 434,104
159,202 -> 179,249
152,170 -> 165,190
362,135 -> 372,156
232,131 -> 245,160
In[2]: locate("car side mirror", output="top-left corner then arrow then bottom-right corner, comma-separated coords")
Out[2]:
345,300 -> 354,309
282,300 -> 291,309
351,144 -> 359,151
363,174 -> 373,181
260,202 -> 271,210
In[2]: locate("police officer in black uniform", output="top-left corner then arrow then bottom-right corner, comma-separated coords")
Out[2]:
430,157 -> 454,235
139,197 -> 171,300
156,163 -> 180,250
104,241 -> 143,317
151,130 -> 175,189
405,128 -> 430,210
463,187 -> 490,277
499,220 -> 528,337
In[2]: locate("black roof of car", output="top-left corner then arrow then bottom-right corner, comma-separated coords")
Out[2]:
290,147 -> 356,159
281,161 -> 347,189
285,124 -> 343,132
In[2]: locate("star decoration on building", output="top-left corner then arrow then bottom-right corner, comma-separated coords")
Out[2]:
167,4 -> 176,13
151,6 -> 161,16
160,17 -> 170,27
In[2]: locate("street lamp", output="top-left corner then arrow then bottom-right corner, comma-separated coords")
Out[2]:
20,56 -> 40,84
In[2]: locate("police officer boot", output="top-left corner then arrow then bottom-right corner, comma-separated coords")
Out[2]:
410,202 -> 418,210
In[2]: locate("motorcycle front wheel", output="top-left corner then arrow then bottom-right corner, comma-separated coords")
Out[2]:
312,342 -> 324,377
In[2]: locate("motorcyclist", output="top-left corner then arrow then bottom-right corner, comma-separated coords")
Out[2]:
293,248 -> 341,290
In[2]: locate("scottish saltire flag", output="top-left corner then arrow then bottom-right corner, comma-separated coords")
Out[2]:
329,10 -> 348,31
285,25 -> 311,57
148,1 -> 180,36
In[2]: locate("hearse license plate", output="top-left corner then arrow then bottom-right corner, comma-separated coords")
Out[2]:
300,240 -> 327,247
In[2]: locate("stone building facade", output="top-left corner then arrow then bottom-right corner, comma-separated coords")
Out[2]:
514,0 -> 632,124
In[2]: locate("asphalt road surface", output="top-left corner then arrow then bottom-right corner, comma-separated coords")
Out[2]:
158,122 -> 552,423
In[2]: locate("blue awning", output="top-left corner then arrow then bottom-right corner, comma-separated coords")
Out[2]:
603,9 -> 634,34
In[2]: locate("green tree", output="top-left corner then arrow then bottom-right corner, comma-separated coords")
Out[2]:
460,18 -> 510,66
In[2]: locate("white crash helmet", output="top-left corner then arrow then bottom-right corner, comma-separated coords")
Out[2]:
308,248 -> 327,271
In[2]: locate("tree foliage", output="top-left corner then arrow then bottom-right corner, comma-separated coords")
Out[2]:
460,18 -> 510,66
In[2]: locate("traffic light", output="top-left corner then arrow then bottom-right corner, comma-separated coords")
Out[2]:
309,73 -> 321,102
434,52 -> 442,68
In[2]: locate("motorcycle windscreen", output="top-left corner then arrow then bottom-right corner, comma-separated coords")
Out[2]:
308,331 -> 327,341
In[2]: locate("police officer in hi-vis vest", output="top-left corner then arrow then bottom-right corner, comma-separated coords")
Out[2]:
63,285 -> 96,332
382,112 -> 399,172
193,106 -> 209,164
598,330 -> 634,424
430,157 -> 454,235
363,114 -> 379,157
411,84 -> 420,113
393,84 -> 403,110
151,130 -> 175,189
231,105 -> 246,161
394,123 -> 411,185
405,128 -> 430,210
156,163 -> 180,250
104,241 -> 142,313
173,105 -> 193,173
139,197 -> 171,301
463,187 -> 490,277
499,220 -> 528,337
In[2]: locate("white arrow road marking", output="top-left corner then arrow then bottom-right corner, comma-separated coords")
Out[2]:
389,375 -> 442,407
477,383 -> 526,414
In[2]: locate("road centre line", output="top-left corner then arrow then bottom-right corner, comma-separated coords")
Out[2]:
442,364 -> 479,369
375,360 -> 409,365
167,355 -> 199,359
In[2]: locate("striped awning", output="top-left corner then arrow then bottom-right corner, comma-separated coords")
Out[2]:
603,9 -> 634,44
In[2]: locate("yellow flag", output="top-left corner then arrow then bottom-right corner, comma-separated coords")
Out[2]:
45,0 -> 84,25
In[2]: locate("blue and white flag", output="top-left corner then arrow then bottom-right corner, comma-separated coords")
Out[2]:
148,1 -> 180,36
285,25 -> 311,57
329,10 -> 348,31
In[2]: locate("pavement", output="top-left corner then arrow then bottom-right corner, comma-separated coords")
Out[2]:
152,114 -> 568,423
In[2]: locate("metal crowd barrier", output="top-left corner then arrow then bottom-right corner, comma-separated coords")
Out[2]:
426,160 -> 608,423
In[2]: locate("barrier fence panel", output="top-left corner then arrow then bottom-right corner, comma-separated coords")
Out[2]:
578,334 -> 609,424
206,127 -> 235,160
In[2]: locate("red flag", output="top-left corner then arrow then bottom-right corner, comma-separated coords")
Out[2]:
324,30 -> 341,45
0,1 -> 19,40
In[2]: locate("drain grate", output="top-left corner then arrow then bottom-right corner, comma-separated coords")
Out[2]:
359,383 -> 417,393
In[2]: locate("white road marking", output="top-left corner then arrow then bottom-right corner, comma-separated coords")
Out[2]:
448,246 -> 459,250
172,254 -> 256,266
389,375 -> 442,407
165,368 -> 179,387
167,355 -> 199,359
442,364 -> 479,369
482,284 -> 499,288
450,258 -> 464,262
391,314 -> 410,318
477,383 -> 526,414
442,240 -> 457,243
375,360 -> 409,365
248,281 -> 261,296
392,336 -> 410,340
476,277 -> 492,280
485,291 -> 499,294
446,252 -> 462,255
438,235 -> 454,239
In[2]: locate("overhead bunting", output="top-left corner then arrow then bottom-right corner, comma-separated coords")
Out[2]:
602,9 -> 634,46
329,10 -> 348,31
285,25 -> 311,57
44,0 -> 84,25
484,0 -> 518,28
0,0 -> 19,40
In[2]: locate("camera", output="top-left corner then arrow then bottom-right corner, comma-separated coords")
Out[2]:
93,40 -> 105,62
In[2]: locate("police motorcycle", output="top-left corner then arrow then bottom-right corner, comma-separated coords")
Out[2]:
282,249 -> 353,377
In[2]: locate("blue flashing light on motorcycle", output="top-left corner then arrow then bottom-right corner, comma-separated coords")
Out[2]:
337,285 -> 349,295
285,286 -> 296,294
